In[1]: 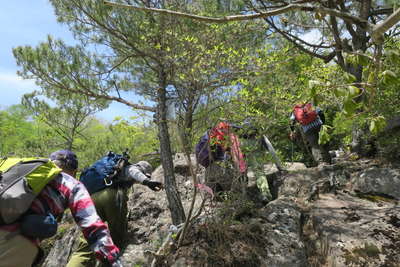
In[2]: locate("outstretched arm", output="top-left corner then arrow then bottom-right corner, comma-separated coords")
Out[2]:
124,165 -> 163,191
64,174 -> 120,265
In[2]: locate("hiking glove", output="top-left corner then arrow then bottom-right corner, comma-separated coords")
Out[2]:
143,179 -> 163,191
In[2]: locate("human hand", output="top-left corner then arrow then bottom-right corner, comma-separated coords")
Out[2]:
108,258 -> 123,267
143,180 -> 163,191
289,132 -> 296,141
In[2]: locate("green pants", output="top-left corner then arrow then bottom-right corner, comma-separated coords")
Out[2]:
254,168 -> 272,201
67,187 -> 129,267
246,156 -> 272,202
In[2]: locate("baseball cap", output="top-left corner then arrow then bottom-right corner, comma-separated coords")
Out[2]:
50,150 -> 78,171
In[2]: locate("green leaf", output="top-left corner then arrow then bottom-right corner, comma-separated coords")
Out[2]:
369,120 -> 376,135
369,116 -> 387,135
343,99 -> 357,115
334,87 -> 347,97
385,49 -> 400,62
348,86 -> 360,97
356,54 -> 369,66
318,125 -> 331,145
343,72 -> 357,83
381,70 -> 397,85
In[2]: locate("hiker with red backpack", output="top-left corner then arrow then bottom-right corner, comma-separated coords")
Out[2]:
290,103 -> 331,165
196,121 -> 273,203
67,152 -> 163,267
0,150 -> 122,267
196,121 -> 247,198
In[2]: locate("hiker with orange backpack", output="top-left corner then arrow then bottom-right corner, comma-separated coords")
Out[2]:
0,150 -> 122,267
290,103 -> 331,165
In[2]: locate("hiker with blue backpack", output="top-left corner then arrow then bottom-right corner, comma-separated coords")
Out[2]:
0,150 -> 122,267
290,103 -> 331,165
67,151 -> 163,267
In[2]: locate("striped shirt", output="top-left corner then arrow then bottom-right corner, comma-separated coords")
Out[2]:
1,172 -> 119,264
300,117 -> 323,133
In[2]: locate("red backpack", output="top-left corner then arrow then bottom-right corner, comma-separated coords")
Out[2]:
293,103 -> 318,125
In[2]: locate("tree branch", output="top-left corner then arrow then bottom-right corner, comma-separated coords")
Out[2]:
328,0 -> 345,67
370,8 -> 394,17
372,8 -> 400,44
68,86 -> 156,112
265,17 -> 335,62
104,1 -> 371,28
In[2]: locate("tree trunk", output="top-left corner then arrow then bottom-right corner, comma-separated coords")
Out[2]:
156,73 -> 186,225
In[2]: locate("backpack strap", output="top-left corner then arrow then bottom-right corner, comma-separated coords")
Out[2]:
104,151 -> 130,187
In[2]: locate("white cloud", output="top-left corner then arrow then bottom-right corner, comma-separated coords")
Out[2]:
0,71 -> 38,108
0,72 -> 37,90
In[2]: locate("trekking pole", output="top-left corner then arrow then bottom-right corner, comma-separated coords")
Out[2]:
291,141 -> 294,163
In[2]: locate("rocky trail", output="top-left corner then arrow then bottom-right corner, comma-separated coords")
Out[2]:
42,155 -> 400,267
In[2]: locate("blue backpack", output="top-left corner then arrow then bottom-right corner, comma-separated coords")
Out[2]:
80,151 -> 130,195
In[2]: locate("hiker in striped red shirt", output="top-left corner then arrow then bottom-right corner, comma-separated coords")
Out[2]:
0,150 -> 123,267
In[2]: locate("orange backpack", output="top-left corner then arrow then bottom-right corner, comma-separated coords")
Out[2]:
293,103 -> 318,125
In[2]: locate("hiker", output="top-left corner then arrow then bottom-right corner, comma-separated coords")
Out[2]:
197,122 -> 247,197
289,103 -> 331,165
67,152 -> 163,267
237,123 -> 273,204
0,150 -> 122,267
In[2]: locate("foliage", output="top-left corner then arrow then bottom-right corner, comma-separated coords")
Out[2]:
0,105 -> 60,157
0,105 -> 158,170
6,0 -> 400,232
22,91 -> 106,150
77,116 -> 159,168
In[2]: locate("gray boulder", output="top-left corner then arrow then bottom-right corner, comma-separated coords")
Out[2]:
352,167 -> 400,199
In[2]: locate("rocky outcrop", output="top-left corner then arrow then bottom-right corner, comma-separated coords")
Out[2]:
275,160 -> 400,267
352,167 -> 400,199
258,197 -> 307,267
41,215 -> 80,267
303,193 -> 400,267
42,156 -> 400,267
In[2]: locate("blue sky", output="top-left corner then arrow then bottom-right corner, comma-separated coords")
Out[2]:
0,0 -> 139,122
